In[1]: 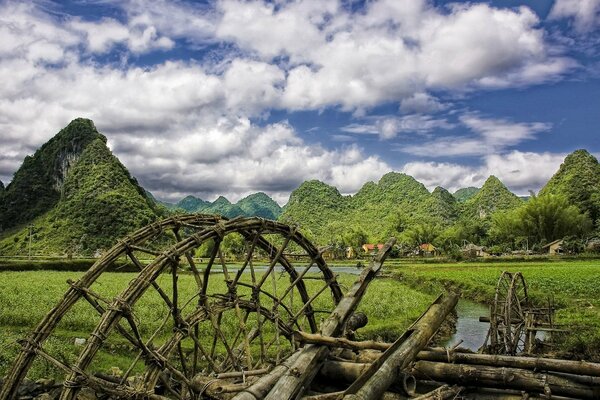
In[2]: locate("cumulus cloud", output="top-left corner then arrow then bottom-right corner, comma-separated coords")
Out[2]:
402,114 -> 551,156
217,0 -> 572,110
0,0 -> 584,203
402,151 -> 566,194
112,119 -> 390,204
549,0 -> 600,33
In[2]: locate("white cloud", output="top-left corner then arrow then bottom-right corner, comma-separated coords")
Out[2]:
0,0 -> 584,203
113,119 -> 390,204
402,114 -> 551,156
549,0 -> 600,33
217,0 -> 572,110
341,115 -> 453,140
402,151 -> 565,194
399,93 -> 448,114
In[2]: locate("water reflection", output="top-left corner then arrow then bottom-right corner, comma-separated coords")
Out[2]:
445,299 -> 490,352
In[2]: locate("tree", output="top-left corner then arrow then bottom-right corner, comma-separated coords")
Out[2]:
490,194 -> 592,247
401,223 -> 440,247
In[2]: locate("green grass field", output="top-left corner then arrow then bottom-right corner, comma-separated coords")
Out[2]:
391,259 -> 600,360
0,269 -> 435,380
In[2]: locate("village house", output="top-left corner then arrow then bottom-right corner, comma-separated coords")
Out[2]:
542,239 -> 564,256
362,243 -> 384,255
462,243 -> 489,258
419,243 -> 439,256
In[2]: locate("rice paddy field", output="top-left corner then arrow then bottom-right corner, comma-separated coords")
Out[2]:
391,259 -> 600,360
0,269 -> 435,380
1,258 -> 598,383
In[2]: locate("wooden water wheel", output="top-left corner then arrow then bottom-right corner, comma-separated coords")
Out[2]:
485,271 -> 529,355
0,215 -> 343,400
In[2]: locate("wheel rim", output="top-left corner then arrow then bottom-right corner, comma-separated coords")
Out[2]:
1,216 -> 343,400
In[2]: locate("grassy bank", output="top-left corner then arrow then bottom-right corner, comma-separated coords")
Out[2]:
390,259 -> 600,360
0,270 -> 435,380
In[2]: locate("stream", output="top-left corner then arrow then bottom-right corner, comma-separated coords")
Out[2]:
206,265 -> 493,351
445,299 -> 490,351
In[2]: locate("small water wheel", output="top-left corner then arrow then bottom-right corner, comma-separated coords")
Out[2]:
0,215 -> 343,400
485,271 -> 529,355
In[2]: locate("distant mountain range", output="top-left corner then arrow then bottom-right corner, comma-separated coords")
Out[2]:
1,118 -> 599,254
160,192 -> 282,220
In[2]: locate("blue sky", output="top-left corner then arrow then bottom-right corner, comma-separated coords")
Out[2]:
0,0 -> 598,203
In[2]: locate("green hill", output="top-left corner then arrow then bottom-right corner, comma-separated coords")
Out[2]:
0,119 -> 159,255
0,118 -> 103,231
539,149 -> 600,226
167,192 -> 282,219
176,195 -> 210,212
280,180 -> 347,239
453,187 -> 480,202
237,192 -> 282,219
280,173 -> 457,243
425,186 -> 459,224
462,176 -> 523,219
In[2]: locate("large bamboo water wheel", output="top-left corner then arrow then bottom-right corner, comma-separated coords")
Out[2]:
485,271 -> 529,355
0,215 -> 343,400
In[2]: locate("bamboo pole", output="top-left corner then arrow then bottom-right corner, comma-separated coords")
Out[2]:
316,340 -> 600,378
411,361 -> 600,399
342,292 -> 459,400
293,332 -> 390,351
416,350 -> 600,377
411,385 -> 464,400
234,239 -> 395,400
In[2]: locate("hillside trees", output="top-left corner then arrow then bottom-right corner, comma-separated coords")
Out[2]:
490,194 -> 592,248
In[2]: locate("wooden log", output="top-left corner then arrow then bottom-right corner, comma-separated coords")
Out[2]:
411,361 -> 600,399
332,346 -> 600,378
302,392 -> 403,400
230,351 -> 301,400
293,332 -> 390,351
342,292 -> 459,400
416,350 -> 600,377
411,385 -> 463,400
250,239 -> 396,400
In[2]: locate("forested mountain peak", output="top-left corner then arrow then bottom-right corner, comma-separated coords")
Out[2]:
176,195 -> 209,212
432,186 -> 455,202
353,171 -> 429,204
213,196 -> 232,206
0,131 -> 159,255
453,187 -> 480,202
0,118 -> 104,231
237,192 -> 282,220
540,149 -> 600,225
463,175 -> 522,219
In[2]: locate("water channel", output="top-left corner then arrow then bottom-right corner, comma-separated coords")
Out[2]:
206,265 -> 492,350
445,299 -> 490,351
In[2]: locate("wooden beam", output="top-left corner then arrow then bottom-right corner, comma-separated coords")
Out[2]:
342,292 -> 459,400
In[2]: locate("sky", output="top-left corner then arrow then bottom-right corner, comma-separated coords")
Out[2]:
0,0 -> 599,204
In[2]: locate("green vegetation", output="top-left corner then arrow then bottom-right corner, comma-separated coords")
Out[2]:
0,137 -> 159,256
490,194 -> 593,249
540,149 -> 600,227
461,175 -> 523,220
280,173 -> 526,250
393,260 -> 600,360
175,195 -> 210,212
237,192 -> 282,219
453,186 -> 479,202
168,192 -> 282,219
0,119 -> 103,231
0,270 -> 434,379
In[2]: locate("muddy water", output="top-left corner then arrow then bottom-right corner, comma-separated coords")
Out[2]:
445,299 -> 490,351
